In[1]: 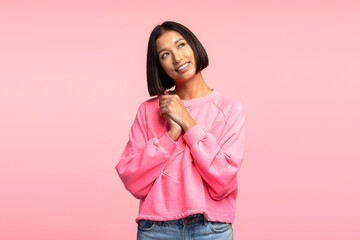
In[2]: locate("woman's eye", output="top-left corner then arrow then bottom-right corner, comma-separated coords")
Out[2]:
161,53 -> 169,58
178,43 -> 185,48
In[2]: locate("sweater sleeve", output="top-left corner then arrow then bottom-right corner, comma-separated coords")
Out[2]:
183,102 -> 246,201
115,102 -> 177,199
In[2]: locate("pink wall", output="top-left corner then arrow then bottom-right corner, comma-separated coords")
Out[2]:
1,0 -> 359,239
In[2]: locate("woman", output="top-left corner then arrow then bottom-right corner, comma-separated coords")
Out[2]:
115,21 -> 246,240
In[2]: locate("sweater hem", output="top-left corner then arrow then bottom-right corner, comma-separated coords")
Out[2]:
135,210 -> 234,224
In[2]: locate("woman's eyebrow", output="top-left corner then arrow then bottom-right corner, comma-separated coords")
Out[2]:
158,38 -> 185,54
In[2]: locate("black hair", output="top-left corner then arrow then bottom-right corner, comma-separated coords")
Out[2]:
146,21 -> 209,96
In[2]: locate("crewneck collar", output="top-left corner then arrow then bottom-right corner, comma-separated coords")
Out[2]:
179,88 -> 217,107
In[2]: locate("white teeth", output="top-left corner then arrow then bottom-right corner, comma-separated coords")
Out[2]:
178,63 -> 189,70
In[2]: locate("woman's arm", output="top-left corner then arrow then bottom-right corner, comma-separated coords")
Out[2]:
115,102 -> 177,199
183,103 -> 246,200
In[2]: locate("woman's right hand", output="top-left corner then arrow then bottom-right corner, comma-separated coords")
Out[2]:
162,113 -> 182,142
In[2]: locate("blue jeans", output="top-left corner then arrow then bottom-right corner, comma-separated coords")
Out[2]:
137,214 -> 233,240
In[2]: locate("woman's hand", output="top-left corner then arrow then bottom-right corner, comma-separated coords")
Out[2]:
162,113 -> 182,141
159,94 -> 197,132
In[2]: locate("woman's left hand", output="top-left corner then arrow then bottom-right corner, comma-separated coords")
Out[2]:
159,94 -> 197,132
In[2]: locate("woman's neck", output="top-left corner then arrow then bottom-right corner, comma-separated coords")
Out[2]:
170,72 -> 212,100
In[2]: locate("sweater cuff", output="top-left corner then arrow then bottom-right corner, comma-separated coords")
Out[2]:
183,124 -> 206,147
156,132 -> 178,154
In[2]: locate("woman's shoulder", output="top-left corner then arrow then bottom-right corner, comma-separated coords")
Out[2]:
135,95 -> 161,113
144,95 -> 161,106
212,90 -> 244,114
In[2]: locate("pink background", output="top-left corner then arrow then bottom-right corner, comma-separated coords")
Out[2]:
1,0 -> 359,239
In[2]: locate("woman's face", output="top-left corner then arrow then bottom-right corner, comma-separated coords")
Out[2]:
156,30 -> 196,83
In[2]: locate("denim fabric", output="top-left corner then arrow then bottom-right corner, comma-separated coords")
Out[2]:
137,214 -> 233,240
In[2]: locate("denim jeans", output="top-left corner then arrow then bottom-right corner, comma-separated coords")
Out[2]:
137,214 -> 233,240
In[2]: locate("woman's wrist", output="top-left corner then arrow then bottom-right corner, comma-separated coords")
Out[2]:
182,117 -> 197,132
167,129 -> 181,142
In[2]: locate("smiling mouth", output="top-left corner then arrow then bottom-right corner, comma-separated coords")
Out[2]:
175,62 -> 190,72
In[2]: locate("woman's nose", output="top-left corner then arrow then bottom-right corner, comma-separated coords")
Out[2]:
172,50 -> 183,63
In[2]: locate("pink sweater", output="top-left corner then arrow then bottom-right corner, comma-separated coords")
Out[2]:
115,89 -> 246,223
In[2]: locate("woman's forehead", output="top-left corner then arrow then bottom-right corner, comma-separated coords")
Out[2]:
156,31 -> 185,48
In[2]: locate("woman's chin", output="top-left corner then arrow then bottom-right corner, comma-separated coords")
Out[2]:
172,72 -> 198,83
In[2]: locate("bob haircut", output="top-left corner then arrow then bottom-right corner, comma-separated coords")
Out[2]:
147,21 -> 209,96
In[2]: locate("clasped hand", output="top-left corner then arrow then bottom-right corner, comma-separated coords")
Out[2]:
159,94 -> 197,137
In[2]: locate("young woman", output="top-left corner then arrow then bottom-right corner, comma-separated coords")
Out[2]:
115,21 -> 246,240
